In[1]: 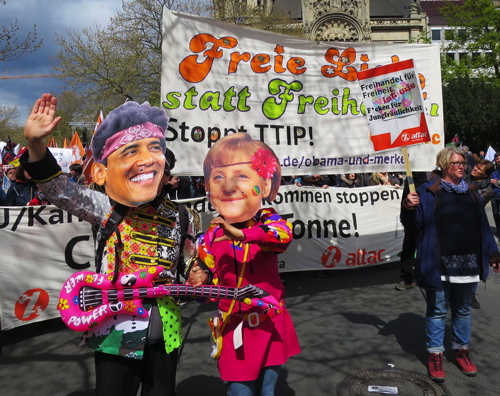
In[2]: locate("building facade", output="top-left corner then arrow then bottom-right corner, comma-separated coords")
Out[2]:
237,0 -> 429,43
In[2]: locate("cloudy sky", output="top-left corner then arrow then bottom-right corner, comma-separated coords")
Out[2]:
0,0 -> 123,125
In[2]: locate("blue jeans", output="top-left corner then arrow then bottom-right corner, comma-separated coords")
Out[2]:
425,282 -> 475,353
227,366 -> 280,396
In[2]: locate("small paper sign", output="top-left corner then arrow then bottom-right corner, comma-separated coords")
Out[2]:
358,59 -> 431,152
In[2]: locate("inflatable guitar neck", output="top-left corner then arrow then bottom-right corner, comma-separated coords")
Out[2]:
57,265 -> 280,332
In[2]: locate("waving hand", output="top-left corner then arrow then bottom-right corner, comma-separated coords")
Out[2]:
24,94 -> 62,161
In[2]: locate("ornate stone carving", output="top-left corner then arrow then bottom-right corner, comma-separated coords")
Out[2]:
303,0 -> 426,42
314,18 -> 359,41
341,0 -> 361,17
310,0 -> 343,19
371,19 -> 409,26
308,0 -> 368,20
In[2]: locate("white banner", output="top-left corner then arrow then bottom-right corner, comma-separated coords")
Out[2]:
0,206 -> 94,330
161,9 -> 444,176
193,185 -> 404,272
0,186 -> 402,329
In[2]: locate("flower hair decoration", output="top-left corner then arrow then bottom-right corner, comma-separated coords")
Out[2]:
251,148 -> 277,179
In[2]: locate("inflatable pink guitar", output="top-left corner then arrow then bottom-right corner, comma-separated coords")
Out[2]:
57,265 -> 281,332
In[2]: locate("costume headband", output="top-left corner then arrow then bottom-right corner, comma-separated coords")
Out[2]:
100,122 -> 165,162
211,148 -> 277,179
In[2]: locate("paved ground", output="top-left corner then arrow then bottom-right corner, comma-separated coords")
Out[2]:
1,210 -> 500,396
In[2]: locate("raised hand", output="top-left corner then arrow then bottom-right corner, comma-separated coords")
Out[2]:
24,94 -> 62,161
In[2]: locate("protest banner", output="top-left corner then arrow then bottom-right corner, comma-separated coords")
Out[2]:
192,185 -> 404,272
357,59 -> 431,152
0,185 -> 402,330
0,205 -> 94,330
161,9 -> 444,176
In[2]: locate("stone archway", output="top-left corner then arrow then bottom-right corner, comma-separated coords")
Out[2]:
311,13 -> 365,42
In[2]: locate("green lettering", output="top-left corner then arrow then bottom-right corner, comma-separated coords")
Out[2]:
314,96 -> 329,115
237,87 -> 251,111
162,92 -> 181,110
262,78 -> 303,120
331,88 -> 340,115
200,91 -> 222,111
184,87 -> 199,110
223,86 -> 237,111
430,103 -> 439,117
297,95 -> 314,114
341,88 -> 360,115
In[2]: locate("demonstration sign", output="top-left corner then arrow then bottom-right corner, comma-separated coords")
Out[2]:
357,59 -> 431,152
48,148 -> 73,173
161,9 -> 444,175
0,185 -> 402,329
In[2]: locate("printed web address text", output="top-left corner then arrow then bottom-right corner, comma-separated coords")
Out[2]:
281,153 -> 404,169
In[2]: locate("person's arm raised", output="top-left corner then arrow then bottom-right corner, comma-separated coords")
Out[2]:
24,94 -> 62,162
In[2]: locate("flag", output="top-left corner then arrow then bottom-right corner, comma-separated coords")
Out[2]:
1,137 -> 16,165
9,147 -> 28,167
445,134 -> 460,148
47,137 -> 58,148
82,111 -> 104,183
485,146 -> 497,161
63,138 -> 68,148
2,174 -> 12,194
68,132 -> 86,164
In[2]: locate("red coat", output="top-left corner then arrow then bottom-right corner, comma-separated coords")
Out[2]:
199,209 -> 301,381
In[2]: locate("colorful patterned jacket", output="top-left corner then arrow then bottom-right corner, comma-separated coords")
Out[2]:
21,149 -> 200,359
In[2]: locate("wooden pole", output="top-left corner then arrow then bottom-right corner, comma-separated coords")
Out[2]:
401,146 -> 415,193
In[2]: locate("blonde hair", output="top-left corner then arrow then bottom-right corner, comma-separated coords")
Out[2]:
370,172 -> 388,185
203,133 -> 281,201
435,147 -> 465,170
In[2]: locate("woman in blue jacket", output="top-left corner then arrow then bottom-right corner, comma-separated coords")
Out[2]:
402,147 -> 500,383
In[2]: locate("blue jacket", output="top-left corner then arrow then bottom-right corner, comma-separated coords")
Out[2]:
401,177 -> 499,291
492,167 -> 500,198
4,181 -> 37,206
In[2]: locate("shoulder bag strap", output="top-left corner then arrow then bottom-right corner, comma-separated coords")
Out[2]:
95,203 -> 129,278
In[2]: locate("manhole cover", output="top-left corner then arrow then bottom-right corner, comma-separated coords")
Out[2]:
337,368 -> 449,396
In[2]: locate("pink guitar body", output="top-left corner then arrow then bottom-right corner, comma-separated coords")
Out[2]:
57,265 -> 281,332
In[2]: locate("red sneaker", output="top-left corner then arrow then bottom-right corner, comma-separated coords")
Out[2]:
428,352 -> 446,382
455,348 -> 477,376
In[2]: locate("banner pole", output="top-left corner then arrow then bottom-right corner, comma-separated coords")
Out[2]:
401,146 -> 415,193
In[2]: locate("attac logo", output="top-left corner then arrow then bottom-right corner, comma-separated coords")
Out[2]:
14,288 -> 50,321
345,248 -> 386,266
321,246 -> 342,268
321,246 -> 387,268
